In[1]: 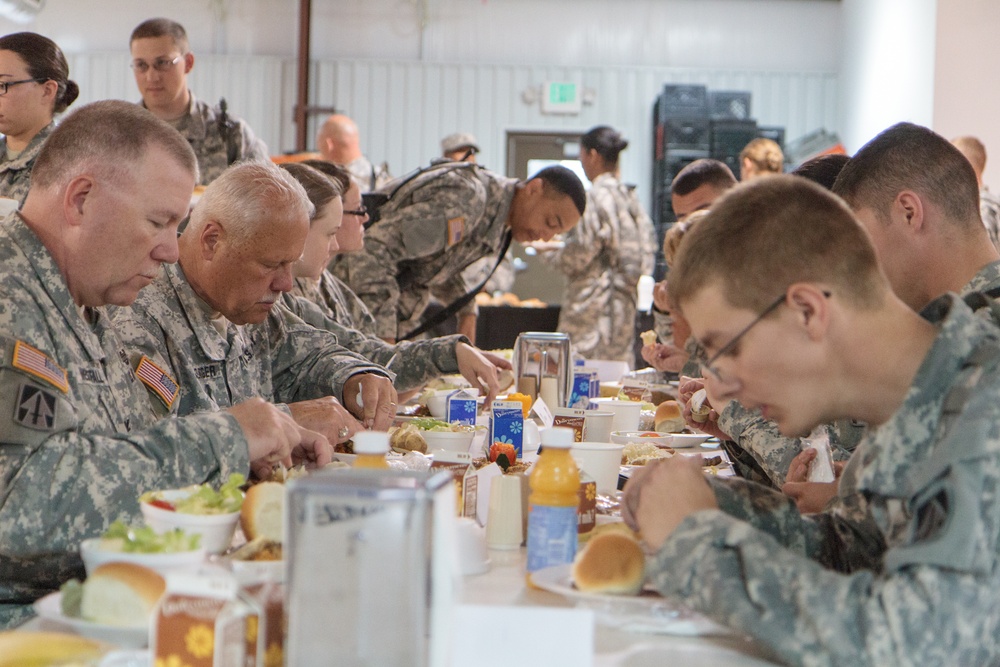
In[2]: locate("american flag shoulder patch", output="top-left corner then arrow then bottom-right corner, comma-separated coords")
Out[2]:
135,356 -> 179,409
12,340 -> 68,393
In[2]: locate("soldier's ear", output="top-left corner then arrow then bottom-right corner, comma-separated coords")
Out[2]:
183,52 -> 195,74
63,175 -> 95,227
201,219 -> 224,259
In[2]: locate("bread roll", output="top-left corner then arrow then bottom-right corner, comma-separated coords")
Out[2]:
571,532 -> 645,595
81,562 -> 165,627
654,400 -> 686,433
241,481 -> 284,542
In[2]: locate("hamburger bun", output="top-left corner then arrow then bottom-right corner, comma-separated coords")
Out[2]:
654,400 -> 686,433
240,481 -> 285,542
571,532 -> 645,595
80,562 -> 165,627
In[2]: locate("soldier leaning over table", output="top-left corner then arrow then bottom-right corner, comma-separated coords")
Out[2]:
0,101 -> 332,629
684,123 -> 1000,506
110,161 -> 399,450
329,163 -> 586,344
624,175 -> 1000,666
129,17 -> 268,186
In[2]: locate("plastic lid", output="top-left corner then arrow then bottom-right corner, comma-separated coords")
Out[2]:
540,426 -> 575,449
352,430 -> 389,455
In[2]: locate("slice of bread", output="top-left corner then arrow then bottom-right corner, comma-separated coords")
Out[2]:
80,562 -> 165,627
571,532 -> 645,595
240,481 -> 285,542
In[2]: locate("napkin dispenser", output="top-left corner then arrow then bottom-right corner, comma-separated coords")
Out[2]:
513,331 -> 572,409
285,469 -> 458,667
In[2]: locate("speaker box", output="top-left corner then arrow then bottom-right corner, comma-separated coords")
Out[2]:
709,91 -> 752,121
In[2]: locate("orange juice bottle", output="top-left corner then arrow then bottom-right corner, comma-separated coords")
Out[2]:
352,431 -> 390,469
526,427 -> 580,583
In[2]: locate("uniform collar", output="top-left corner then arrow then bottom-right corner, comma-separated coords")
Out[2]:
0,122 -> 56,174
962,259 -> 1000,295
164,261 -> 230,361
3,213 -> 107,361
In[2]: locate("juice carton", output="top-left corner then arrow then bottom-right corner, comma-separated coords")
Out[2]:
446,389 -> 478,426
577,470 -> 597,540
153,569 -> 259,667
569,368 -> 597,409
431,450 -> 478,518
490,400 -> 524,457
551,408 -> 586,442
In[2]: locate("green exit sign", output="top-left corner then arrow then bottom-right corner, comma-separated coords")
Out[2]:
542,81 -> 582,114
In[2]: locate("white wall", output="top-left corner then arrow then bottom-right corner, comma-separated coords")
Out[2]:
1,0 -> 842,70
838,0 -> 937,153
934,0 -> 1000,191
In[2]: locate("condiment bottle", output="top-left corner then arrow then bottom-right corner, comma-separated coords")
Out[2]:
352,431 -> 390,469
526,427 -> 580,583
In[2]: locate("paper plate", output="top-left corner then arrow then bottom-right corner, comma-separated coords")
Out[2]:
32,592 -> 148,648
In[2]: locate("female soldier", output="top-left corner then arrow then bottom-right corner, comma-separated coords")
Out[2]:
546,125 -> 656,365
0,32 -> 79,201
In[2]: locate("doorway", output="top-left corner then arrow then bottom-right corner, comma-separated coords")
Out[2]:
505,130 -> 585,304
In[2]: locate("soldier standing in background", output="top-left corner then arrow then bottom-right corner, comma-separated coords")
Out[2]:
129,17 -> 268,186
316,113 -> 392,193
541,126 -> 656,365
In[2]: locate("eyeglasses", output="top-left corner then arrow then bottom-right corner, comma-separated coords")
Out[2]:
694,290 -> 831,384
693,294 -> 787,384
130,55 -> 184,74
0,78 -> 45,96
343,207 -> 368,218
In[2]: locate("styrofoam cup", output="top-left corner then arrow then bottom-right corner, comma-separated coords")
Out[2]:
589,398 -> 642,432
582,410 -> 614,443
570,441 -> 625,494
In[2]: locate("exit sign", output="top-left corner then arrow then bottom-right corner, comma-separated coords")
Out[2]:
541,81 -> 582,114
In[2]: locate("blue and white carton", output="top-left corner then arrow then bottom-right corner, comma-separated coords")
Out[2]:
489,400 -> 525,457
445,389 -> 478,426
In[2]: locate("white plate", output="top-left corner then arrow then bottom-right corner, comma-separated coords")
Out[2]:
530,563 -> 731,636
33,592 -> 149,648
668,433 -> 713,448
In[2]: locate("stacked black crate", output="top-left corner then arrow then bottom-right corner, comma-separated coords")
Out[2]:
709,90 -> 757,178
650,84 -> 710,280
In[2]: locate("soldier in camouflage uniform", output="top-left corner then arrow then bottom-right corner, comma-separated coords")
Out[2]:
0,101 -> 331,628
316,114 -> 392,193
543,126 -> 656,365
0,33 -> 80,202
330,163 -> 586,342
952,135 -> 1000,252
130,18 -> 268,186
291,272 -> 377,336
624,175 -> 1000,666
278,162 -> 509,403
691,123 -> 1000,496
113,162 -> 397,444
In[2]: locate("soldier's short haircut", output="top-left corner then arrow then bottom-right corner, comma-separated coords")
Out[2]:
130,17 -> 189,52
671,159 -> 737,197
280,162 -> 344,222
190,161 -> 313,248
669,175 -> 885,314
528,165 -> 587,216
30,100 -> 198,190
833,123 -> 981,231
791,153 -> 850,192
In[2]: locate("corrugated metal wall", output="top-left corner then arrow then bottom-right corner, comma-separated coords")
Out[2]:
306,59 -> 838,206
65,51 -> 837,207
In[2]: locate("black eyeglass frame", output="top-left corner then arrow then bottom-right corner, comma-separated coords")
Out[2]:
0,78 -> 46,96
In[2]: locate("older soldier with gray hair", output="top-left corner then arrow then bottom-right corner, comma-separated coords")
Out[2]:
113,161 -> 398,445
623,175 -> 1000,666
0,100 -> 331,627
